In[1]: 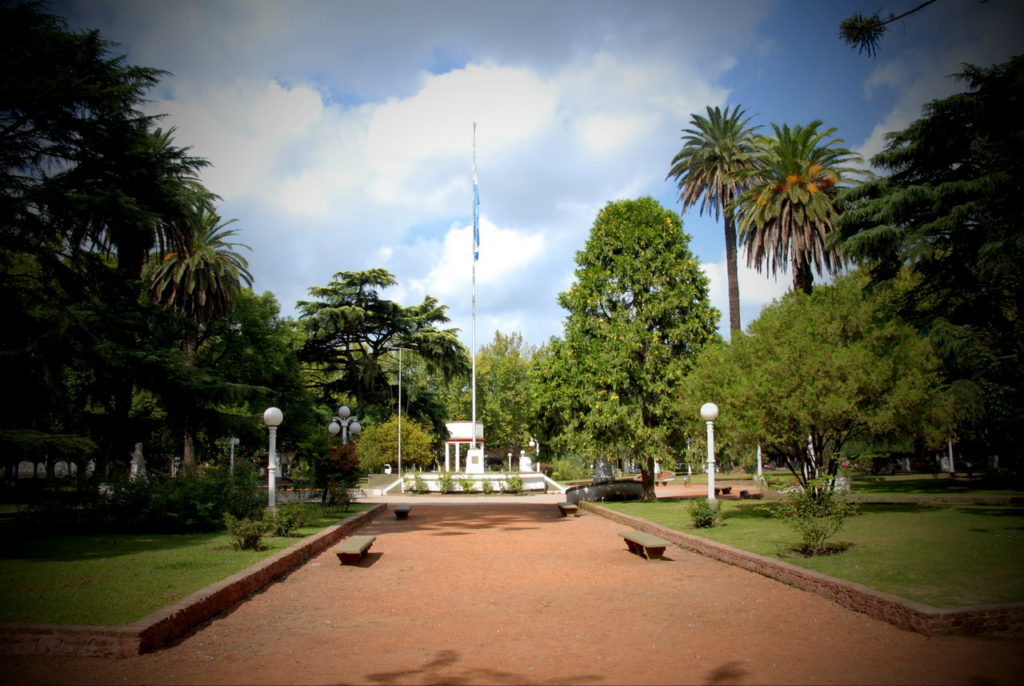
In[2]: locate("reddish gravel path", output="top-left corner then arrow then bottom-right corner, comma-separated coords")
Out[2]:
3,502 -> 1022,685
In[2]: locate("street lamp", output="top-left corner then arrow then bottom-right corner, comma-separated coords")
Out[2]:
389,347 -> 412,492
263,407 -> 283,508
328,406 -> 362,444
227,436 -> 239,473
700,402 -> 718,500
528,436 -> 540,467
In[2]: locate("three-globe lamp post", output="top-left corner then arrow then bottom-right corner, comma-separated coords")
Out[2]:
328,406 -> 362,444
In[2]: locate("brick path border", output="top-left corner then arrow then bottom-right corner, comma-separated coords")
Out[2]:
0,504 -> 386,658
584,501 -> 1024,637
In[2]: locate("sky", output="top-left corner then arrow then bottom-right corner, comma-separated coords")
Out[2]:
54,0 -> 1024,350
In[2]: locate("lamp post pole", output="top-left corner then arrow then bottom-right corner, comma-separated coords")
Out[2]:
263,408 -> 283,508
700,403 -> 719,500
389,347 -> 412,492
227,436 -> 239,473
529,437 -> 540,469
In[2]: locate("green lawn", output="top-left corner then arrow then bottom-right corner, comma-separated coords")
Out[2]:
0,503 -> 371,626
602,500 -> 1024,608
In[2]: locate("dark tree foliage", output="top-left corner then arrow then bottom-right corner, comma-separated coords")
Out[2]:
297,269 -> 470,440
838,1 -> 939,58
0,2 -> 273,484
835,57 -> 1024,464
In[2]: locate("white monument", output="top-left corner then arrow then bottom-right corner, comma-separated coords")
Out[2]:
130,442 -> 147,481
519,449 -> 532,473
444,421 -> 485,472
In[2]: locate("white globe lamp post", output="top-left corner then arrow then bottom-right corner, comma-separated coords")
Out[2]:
700,402 -> 719,500
263,407 -> 283,508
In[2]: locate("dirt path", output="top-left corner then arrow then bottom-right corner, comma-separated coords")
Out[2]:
3,503 -> 1022,685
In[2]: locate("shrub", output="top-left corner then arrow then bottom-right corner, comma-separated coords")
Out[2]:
456,475 -> 476,493
405,472 -> 427,493
265,502 -> 306,536
551,457 -> 590,481
438,472 -> 455,493
23,464 -> 263,534
503,473 -> 523,493
773,482 -> 858,555
327,483 -> 352,512
481,479 -> 494,494
688,497 -> 721,528
223,513 -> 269,550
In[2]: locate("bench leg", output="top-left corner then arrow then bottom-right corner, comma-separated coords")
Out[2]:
643,546 -> 666,560
395,511 -> 409,519
623,540 -> 642,555
336,552 -> 363,564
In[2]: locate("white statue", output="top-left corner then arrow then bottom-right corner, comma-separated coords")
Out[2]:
130,442 -> 147,482
518,449 -> 532,473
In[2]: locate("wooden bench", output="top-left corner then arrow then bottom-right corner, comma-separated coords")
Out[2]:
557,502 -> 579,517
335,535 -> 376,564
618,531 -> 671,560
394,504 -> 412,519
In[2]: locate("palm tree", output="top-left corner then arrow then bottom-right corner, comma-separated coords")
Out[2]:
145,208 -> 252,465
667,105 -> 760,333
734,121 -> 867,294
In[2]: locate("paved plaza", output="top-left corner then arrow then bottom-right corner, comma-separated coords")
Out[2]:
4,499 -> 1023,685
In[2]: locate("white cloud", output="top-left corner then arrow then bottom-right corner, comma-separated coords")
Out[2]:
701,254 -> 790,335
408,218 -> 546,300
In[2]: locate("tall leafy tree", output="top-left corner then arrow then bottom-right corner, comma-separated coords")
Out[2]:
475,331 -> 536,460
356,416 -> 435,472
667,105 -> 759,333
145,208 -> 253,465
735,121 -> 867,294
298,269 -> 470,434
681,273 -> 950,491
835,57 -> 1024,462
549,197 -> 720,500
0,2 -> 203,470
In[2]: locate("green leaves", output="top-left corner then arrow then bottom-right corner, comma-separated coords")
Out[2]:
834,56 -> 1024,458
681,273 -> 950,489
544,197 -> 720,498
735,120 -> 869,294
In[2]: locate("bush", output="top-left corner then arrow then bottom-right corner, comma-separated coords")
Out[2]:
481,479 -> 494,494
503,473 -> 523,493
773,482 -> 858,555
438,472 -> 455,493
688,497 -> 721,528
456,475 -> 476,493
23,464 -> 263,534
326,483 -> 352,511
406,472 -> 427,493
265,502 -> 306,536
551,457 -> 590,481
223,513 -> 269,550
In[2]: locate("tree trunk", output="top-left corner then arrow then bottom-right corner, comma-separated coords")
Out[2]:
724,211 -> 742,333
181,326 -> 199,467
640,456 -> 657,501
792,257 -> 814,295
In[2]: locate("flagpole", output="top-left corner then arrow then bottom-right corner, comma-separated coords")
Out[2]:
471,122 -> 478,450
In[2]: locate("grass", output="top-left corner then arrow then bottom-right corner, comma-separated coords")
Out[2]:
602,499 -> 1024,608
0,503 -> 370,626
850,474 -> 1024,498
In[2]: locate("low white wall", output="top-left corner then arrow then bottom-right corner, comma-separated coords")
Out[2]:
396,472 -> 565,494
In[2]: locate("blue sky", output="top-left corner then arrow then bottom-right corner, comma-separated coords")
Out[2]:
55,0 -> 1024,349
